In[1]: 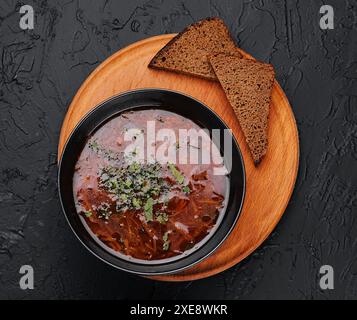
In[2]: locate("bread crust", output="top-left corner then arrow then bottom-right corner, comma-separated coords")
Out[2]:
210,54 -> 275,165
149,17 -> 241,80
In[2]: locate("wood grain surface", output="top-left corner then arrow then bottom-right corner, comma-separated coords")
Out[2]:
58,34 -> 299,281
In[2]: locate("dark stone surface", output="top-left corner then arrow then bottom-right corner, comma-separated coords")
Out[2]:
0,0 -> 356,300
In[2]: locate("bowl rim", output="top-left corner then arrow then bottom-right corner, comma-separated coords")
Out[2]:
58,88 -> 246,276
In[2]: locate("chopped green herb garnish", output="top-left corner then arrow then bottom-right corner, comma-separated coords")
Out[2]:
163,231 -> 169,241
156,213 -> 169,224
88,139 -> 120,161
144,197 -> 154,222
129,162 -> 140,173
132,198 -> 141,209
168,163 -> 184,184
84,210 -> 92,218
88,139 -> 100,151
120,194 -> 128,202
182,186 -> 191,194
162,231 -> 170,251
99,162 -> 170,221
125,178 -> 132,188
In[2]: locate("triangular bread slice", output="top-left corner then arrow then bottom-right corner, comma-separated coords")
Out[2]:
209,53 -> 275,165
149,17 -> 242,81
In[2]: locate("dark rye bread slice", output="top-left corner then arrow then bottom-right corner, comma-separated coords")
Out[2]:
149,17 -> 242,81
209,53 -> 275,165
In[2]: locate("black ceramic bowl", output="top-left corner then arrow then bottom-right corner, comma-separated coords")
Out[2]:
58,89 -> 245,276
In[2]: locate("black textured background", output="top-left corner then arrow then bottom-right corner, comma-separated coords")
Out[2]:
0,0 -> 356,300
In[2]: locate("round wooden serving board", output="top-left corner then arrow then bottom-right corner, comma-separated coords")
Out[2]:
58,34 -> 299,281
